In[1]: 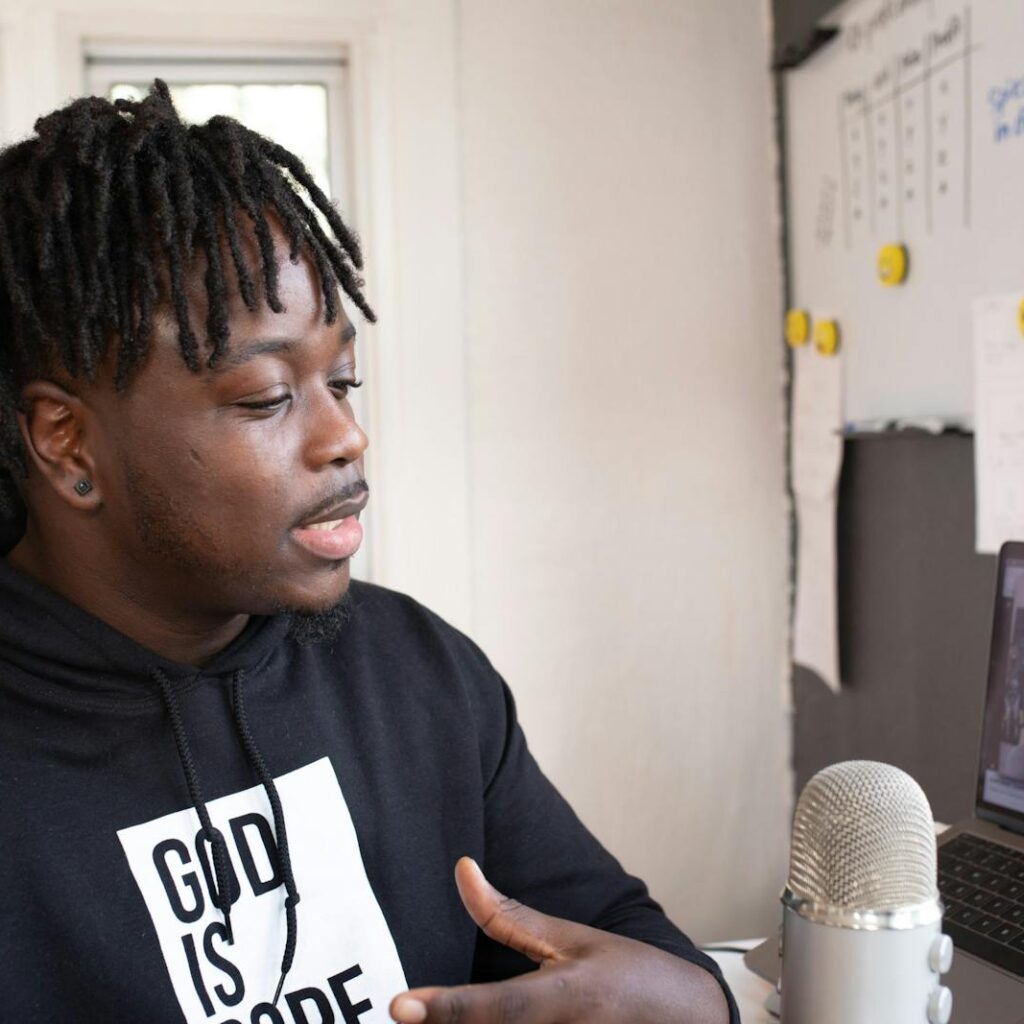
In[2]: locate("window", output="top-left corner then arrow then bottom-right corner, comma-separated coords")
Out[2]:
84,46 -> 350,205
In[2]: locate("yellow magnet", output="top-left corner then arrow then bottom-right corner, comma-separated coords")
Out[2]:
877,243 -> 908,286
1018,297 -> 1024,338
814,319 -> 840,356
785,309 -> 811,347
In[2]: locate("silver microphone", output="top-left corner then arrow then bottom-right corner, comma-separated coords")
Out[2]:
780,760 -> 954,1024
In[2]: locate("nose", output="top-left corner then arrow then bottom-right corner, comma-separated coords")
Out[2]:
304,387 -> 368,468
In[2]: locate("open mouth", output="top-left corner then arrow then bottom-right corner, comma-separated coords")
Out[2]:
302,518 -> 349,532
296,492 -> 369,530
291,493 -> 369,560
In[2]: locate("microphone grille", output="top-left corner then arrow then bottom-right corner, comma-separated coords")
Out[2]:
787,760 -> 937,910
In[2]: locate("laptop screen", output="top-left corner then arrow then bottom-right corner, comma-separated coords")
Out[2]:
977,541 -> 1024,827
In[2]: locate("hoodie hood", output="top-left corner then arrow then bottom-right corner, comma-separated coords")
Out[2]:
0,556 -> 291,708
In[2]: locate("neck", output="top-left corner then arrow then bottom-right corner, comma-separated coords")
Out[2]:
6,523 -> 249,667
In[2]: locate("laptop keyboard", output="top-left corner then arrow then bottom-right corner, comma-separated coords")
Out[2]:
938,833 -> 1024,977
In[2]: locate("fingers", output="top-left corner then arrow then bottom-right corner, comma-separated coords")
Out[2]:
453,857 -> 568,965
388,859 -> 590,1022
391,969 -> 580,1024
390,989 -> 441,1024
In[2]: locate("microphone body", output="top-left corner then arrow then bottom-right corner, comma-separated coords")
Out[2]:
779,760 -> 954,1024
781,898 -> 948,1022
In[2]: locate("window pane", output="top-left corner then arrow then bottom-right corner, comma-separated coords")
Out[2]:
108,82 -> 332,198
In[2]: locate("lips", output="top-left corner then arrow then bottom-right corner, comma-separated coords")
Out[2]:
296,494 -> 369,529
291,493 -> 368,561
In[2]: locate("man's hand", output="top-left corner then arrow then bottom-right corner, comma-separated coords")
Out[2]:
388,857 -> 730,1024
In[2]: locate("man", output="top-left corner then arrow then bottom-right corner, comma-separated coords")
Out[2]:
0,81 -> 736,1023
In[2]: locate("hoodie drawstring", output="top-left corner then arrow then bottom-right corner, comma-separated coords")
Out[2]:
155,668 -> 236,945
154,666 -> 301,1007
229,668 -> 301,1006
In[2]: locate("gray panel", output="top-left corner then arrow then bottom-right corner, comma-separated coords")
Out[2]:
794,433 -> 997,824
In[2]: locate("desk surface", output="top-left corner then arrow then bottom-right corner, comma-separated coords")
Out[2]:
708,940 -> 774,1022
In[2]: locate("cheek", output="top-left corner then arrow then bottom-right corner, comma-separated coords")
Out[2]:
181,437 -> 295,531
116,417 -> 296,536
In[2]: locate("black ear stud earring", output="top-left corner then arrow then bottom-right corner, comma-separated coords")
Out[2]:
74,479 -> 93,496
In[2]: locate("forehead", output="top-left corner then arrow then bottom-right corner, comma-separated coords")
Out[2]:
151,221 -> 356,374
204,319 -> 357,380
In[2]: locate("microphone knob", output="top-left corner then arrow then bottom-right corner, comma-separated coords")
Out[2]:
928,933 -> 954,974
927,985 -> 953,1024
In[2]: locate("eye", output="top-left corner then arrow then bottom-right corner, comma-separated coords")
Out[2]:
236,391 -> 292,412
330,378 -> 363,399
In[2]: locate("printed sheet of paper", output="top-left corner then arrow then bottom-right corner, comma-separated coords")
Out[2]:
791,345 -> 844,692
974,294 -> 1024,554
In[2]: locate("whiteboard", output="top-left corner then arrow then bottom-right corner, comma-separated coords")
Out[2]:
785,0 -> 1024,423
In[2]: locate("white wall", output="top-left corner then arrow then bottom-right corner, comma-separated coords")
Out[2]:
458,0 -> 790,938
0,0 -> 791,939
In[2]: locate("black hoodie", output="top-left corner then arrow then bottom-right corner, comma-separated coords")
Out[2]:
0,558 -> 738,1023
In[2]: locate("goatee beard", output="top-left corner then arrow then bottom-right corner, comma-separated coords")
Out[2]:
286,593 -> 353,646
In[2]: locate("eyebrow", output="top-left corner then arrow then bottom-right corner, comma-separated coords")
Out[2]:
207,322 -> 357,377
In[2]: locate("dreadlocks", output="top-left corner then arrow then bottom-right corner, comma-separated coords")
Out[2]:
0,78 -> 374,516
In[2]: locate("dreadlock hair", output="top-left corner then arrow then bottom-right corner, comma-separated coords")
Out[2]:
0,78 -> 374,519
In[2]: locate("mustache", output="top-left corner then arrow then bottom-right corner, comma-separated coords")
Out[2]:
295,479 -> 369,526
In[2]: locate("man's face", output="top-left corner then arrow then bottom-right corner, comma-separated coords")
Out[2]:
82,234 -> 369,618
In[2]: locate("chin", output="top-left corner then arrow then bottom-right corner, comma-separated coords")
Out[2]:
269,558 -> 353,616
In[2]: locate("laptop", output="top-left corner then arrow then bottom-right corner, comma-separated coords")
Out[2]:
745,540 -> 1024,1022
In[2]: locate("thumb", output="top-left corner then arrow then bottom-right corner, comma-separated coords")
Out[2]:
453,857 -> 568,965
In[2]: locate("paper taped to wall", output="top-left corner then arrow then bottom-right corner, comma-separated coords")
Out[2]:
791,345 -> 844,692
973,293 -> 1024,554
792,344 -> 843,498
794,492 -> 841,692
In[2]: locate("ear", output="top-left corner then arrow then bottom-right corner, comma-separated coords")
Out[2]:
16,380 -> 101,509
